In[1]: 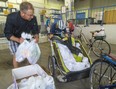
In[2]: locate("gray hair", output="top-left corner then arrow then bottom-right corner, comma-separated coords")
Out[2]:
20,2 -> 34,12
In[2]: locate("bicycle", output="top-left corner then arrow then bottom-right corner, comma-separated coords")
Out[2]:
75,25 -> 111,57
89,51 -> 116,89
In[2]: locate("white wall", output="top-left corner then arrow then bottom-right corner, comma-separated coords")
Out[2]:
74,25 -> 116,44
0,2 -> 6,7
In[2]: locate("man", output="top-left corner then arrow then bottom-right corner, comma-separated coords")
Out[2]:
49,20 -> 68,38
46,16 -> 51,33
4,2 -> 39,68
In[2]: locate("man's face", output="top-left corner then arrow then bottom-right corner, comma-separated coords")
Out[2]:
21,9 -> 34,21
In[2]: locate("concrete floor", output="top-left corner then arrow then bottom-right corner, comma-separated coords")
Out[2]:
0,42 -> 116,89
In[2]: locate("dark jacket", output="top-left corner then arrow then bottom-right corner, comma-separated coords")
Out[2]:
4,11 -> 39,40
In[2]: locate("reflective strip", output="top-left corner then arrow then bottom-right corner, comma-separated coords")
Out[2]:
58,20 -> 66,30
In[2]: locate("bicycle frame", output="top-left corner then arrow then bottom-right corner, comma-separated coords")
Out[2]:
76,26 -> 94,55
103,55 -> 116,65
76,26 -> 111,57
50,40 -> 55,56
80,33 -> 90,45
99,54 -> 116,89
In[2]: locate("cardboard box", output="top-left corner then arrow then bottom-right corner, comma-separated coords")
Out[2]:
12,64 -> 48,89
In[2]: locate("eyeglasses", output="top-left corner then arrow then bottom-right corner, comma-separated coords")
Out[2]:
25,13 -> 34,17
23,10 -> 34,17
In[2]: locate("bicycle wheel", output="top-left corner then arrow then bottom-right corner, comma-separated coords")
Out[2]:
48,56 -> 56,77
48,56 -> 67,82
55,61 -> 67,82
90,59 -> 116,89
92,40 -> 111,57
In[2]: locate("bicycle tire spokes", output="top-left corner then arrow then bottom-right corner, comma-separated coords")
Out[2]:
92,40 -> 111,57
90,60 -> 116,89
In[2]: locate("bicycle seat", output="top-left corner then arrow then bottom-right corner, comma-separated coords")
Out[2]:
108,54 -> 116,61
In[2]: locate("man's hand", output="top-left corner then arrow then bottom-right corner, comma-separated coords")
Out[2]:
34,34 -> 39,43
19,37 -> 24,43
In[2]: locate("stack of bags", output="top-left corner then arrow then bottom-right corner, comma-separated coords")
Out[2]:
57,43 -> 90,71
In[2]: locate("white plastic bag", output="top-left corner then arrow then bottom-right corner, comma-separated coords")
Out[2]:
7,64 -> 55,89
16,40 -> 41,64
15,40 -> 29,62
7,76 -> 55,89
26,40 -> 41,64
94,30 -> 105,36
57,43 -> 90,71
